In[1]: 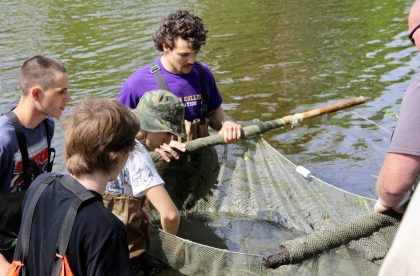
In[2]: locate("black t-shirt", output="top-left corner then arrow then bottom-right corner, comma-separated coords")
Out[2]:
20,174 -> 135,276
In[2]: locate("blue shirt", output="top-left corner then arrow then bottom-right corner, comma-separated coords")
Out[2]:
0,114 -> 54,194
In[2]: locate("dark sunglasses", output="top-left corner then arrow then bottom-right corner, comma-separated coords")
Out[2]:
409,24 -> 420,45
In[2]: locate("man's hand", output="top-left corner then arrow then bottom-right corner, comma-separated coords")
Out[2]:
374,199 -> 405,214
219,120 -> 242,143
374,200 -> 392,213
154,140 -> 186,162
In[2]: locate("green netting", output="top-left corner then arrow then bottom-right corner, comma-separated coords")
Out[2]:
149,136 -> 398,276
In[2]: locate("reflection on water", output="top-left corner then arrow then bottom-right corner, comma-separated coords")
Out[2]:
1,1 -> 419,197
177,215 -> 302,255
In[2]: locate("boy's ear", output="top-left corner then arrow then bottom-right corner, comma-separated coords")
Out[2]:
162,42 -> 170,52
135,131 -> 144,141
31,86 -> 43,100
109,151 -> 120,163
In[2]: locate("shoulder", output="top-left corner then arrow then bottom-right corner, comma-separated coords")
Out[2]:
79,200 -> 122,226
125,64 -> 153,84
0,114 -> 13,130
44,117 -> 55,129
195,61 -> 214,75
388,77 -> 420,155
402,77 -> 420,101
134,141 -> 150,155
0,115 -> 17,147
126,141 -> 163,196
399,77 -> 420,113
74,197 -> 125,242
43,117 -> 55,136
127,142 -> 155,169
118,64 -> 156,106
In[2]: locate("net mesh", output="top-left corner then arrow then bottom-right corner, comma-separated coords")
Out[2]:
149,136 -> 398,276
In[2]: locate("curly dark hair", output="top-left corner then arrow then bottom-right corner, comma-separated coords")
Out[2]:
153,10 -> 208,51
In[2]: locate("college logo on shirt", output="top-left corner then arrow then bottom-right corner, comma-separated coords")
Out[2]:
10,139 -> 49,192
182,93 -> 202,107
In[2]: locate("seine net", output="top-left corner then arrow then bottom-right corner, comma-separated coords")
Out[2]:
149,136 -> 398,276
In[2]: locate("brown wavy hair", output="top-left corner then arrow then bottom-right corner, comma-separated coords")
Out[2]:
153,10 -> 208,51
65,98 -> 139,177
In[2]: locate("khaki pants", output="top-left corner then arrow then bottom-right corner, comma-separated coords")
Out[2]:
103,192 -> 149,259
156,119 -> 220,210
173,119 -> 209,142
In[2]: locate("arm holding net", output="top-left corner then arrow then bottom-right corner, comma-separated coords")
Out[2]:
150,96 -> 365,161
262,212 -> 400,269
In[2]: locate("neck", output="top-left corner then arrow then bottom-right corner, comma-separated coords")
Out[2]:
136,131 -> 152,151
13,97 -> 45,128
71,171 -> 109,194
160,56 -> 177,73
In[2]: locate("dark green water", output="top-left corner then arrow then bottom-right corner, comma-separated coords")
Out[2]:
0,1 -> 416,199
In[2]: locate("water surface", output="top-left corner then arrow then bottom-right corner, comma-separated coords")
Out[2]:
0,1 -> 416,208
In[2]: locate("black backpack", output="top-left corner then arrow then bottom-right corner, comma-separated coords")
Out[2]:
10,174 -> 96,275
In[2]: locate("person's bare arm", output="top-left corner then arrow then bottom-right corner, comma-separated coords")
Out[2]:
208,107 -> 242,143
374,152 -> 420,213
144,185 -> 180,235
0,253 -> 10,276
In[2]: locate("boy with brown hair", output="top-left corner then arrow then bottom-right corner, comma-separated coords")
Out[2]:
9,98 -> 138,275
0,55 -> 70,193
0,55 -> 70,262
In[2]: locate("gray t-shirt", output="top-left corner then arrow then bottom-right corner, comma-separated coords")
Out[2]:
389,76 -> 420,156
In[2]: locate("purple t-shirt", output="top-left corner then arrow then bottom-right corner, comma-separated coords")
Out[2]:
117,58 -> 222,122
389,76 -> 420,156
0,114 -> 54,194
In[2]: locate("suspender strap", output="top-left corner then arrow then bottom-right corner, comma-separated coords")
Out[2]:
194,61 -> 208,125
5,112 -> 54,189
6,112 -> 37,188
149,62 -> 209,124
150,64 -> 170,91
43,120 -> 55,173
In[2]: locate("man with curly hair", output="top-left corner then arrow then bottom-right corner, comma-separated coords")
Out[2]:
117,10 -> 241,144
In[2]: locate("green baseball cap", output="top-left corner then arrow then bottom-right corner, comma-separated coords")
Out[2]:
134,90 -> 186,138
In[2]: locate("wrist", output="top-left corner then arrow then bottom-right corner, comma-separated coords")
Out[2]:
378,197 -> 393,208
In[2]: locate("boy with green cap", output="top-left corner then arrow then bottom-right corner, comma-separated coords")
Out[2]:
104,90 -> 185,267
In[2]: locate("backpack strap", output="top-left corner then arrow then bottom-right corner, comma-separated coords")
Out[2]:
15,173 -> 57,274
150,64 -> 170,91
51,176 -> 96,275
15,174 -> 96,276
194,61 -> 208,125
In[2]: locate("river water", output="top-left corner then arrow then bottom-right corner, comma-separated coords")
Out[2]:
0,0 -> 417,254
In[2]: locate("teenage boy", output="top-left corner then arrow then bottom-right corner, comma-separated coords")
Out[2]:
0,55 -> 70,193
11,98 -> 138,275
0,55 -> 70,261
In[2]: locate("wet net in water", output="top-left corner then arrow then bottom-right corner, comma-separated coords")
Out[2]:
149,136 -> 398,276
